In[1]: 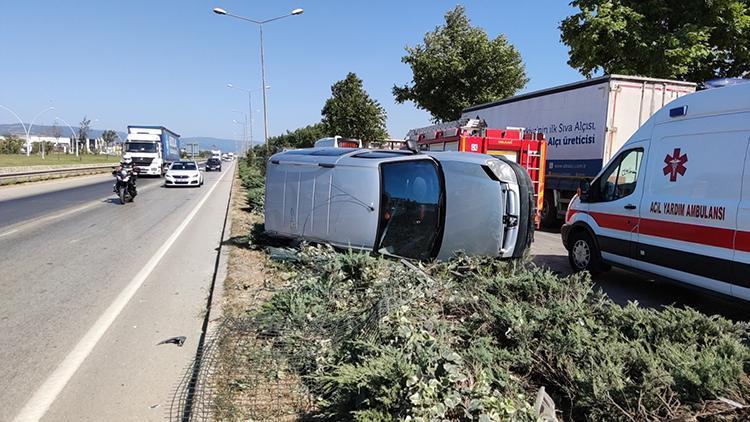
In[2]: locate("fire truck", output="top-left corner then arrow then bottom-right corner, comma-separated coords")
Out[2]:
407,118 -> 547,226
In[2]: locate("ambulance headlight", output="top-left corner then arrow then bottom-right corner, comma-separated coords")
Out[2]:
485,159 -> 515,183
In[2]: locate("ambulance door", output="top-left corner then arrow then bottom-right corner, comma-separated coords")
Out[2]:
585,142 -> 647,268
731,135 -> 750,300
636,115 -> 748,296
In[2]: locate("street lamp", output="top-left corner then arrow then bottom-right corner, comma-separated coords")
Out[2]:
231,110 -> 248,154
227,83 -> 269,152
0,104 -> 29,150
55,117 -> 78,156
213,6 -> 304,153
21,107 -> 55,157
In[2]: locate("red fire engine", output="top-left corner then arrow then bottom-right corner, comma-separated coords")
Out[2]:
408,119 -> 547,227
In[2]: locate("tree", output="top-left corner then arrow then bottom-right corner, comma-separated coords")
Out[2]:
101,130 -> 117,147
268,123 -> 327,150
322,72 -> 388,143
51,123 -> 62,156
78,116 -> 91,154
560,0 -> 750,81
393,6 -> 528,122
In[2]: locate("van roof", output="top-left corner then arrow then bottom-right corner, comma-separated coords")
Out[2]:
624,83 -> 750,146
271,147 -> 500,168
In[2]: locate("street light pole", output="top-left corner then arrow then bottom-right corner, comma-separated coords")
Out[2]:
26,107 -> 55,157
0,104 -> 29,151
232,111 -> 248,154
214,7 -> 304,155
258,24 -> 269,153
55,117 -> 77,155
228,84 -> 268,153
232,119 -> 246,154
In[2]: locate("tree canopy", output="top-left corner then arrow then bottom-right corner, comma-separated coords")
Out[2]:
393,6 -> 528,122
321,72 -> 388,143
101,130 -> 117,146
560,0 -> 750,81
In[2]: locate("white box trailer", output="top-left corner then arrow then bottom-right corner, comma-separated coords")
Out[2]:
462,75 -> 696,224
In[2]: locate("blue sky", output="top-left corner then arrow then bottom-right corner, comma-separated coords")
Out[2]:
0,1 -> 583,142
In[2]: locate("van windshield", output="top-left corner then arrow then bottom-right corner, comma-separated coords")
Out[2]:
377,160 -> 442,260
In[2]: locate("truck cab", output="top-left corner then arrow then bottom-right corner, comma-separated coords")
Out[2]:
125,126 -> 181,176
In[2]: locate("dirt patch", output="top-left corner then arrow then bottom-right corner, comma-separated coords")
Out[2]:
221,174 -> 278,318
202,166 -> 312,421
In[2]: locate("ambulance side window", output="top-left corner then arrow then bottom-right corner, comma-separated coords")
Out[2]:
596,148 -> 643,202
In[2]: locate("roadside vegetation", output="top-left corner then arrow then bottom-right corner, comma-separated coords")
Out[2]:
0,153 -> 119,168
206,156 -> 750,421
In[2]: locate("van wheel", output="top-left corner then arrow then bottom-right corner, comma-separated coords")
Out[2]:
568,231 -> 604,275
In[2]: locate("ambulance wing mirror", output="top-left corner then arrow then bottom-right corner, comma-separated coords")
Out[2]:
578,180 -> 591,201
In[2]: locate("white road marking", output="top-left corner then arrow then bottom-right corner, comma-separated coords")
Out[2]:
0,181 -> 162,239
12,163 -> 233,422
0,229 -> 19,238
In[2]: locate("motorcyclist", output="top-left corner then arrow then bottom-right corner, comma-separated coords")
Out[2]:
112,153 -> 138,196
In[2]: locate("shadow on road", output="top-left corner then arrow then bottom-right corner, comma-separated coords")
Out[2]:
533,252 -> 750,322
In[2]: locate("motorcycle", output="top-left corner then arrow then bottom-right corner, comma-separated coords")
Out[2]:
114,169 -> 137,204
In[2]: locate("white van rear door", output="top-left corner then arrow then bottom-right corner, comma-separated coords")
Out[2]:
636,113 -> 749,295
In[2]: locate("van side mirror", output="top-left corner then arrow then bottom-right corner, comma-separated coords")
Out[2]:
406,138 -> 419,154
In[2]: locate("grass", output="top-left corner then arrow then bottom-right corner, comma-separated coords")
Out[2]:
0,153 -> 119,168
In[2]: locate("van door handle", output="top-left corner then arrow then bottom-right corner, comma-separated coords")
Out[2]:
624,204 -> 637,210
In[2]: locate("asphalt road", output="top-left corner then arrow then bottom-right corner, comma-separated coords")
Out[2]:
0,164 -> 234,421
532,229 -> 750,321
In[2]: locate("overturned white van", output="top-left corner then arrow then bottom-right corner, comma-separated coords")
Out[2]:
264,148 -> 536,261
562,83 -> 750,300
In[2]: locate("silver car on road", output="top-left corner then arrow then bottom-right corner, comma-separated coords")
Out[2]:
264,147 -> 535,261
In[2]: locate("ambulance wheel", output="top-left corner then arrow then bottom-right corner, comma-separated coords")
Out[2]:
568,231 -> 604,275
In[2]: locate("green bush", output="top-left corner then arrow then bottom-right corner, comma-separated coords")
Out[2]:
238,157 -> 265,213
0,135 -> 24,154
247,247 -> 750,421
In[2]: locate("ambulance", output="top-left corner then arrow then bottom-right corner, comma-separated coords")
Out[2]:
562,83 -> 750,300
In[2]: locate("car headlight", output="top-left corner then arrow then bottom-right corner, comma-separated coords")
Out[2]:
485,159 -> 516,183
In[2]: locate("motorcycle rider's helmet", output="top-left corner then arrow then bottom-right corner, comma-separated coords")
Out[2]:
121,154 -> 133,166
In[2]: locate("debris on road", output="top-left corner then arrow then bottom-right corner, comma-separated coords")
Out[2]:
156,336 -> 186,347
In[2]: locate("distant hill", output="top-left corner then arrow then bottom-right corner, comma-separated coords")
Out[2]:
181,137 -> 245,153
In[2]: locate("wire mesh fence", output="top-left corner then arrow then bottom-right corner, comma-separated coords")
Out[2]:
169,246 -> 440,421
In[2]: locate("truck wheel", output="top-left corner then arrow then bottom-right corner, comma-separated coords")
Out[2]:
541,197 -> 558,227
568,231 -> 605,275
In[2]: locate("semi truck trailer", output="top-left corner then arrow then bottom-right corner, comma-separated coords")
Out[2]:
125,126 -> 181,176
461,75 -> 696,225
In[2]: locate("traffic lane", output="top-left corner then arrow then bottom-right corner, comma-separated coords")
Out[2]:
0,167 -> 229,421
44,165 -> 233,421
0,174 -> 163,231
0,173 -> 111,202
532,230 -> 750,321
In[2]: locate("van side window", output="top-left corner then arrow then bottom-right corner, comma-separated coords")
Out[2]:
597,148 -> 643,202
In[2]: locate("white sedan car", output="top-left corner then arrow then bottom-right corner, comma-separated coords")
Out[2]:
164,160 -> 204,187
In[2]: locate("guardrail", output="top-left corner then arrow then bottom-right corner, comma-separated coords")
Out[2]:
0,160 -> 214,183
0,163 -> 117,182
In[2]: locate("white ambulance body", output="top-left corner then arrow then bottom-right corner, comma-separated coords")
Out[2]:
562,83 -> 750,300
